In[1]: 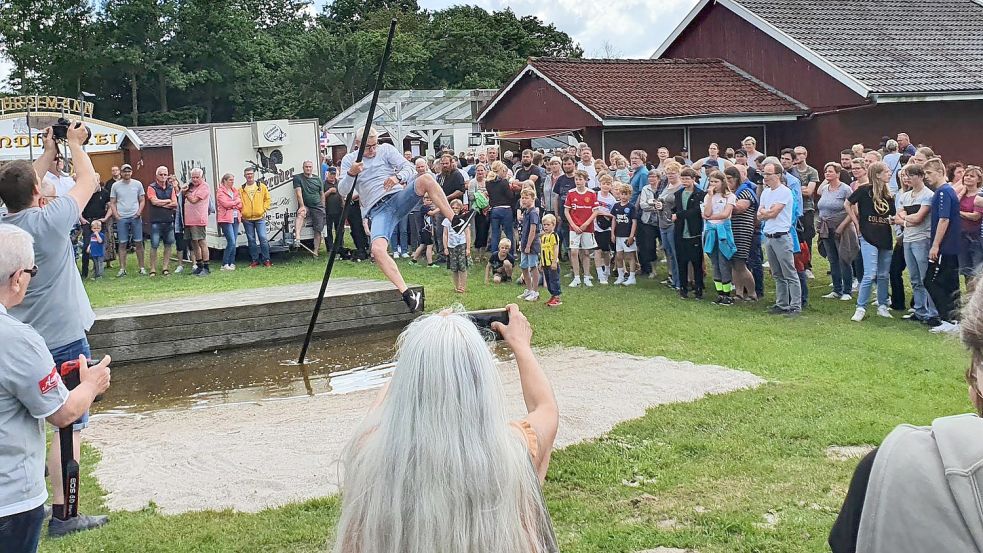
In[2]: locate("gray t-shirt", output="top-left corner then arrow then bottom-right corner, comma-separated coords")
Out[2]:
816,182 -> 852,221
794,165 -> 820,211
899,187 -> 934,242
0,305 -> 69,517
110,178 -> 145,219
4,196 -> 96,349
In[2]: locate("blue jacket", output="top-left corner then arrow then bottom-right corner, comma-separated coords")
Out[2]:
630,166 -> 649,205
704,219 -> 737,259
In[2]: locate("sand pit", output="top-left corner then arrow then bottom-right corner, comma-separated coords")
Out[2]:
85,347 -> 764,514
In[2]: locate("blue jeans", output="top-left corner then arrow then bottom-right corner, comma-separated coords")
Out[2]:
904,238 -> 938,320
857,237 -> 891,308
116,216 -> 143,243
242,219 -> 270,263
0,504 -> 44,553
48,337 -> 91,432
544,267 -> 561,297
222,219 -> 239,266
821,235 -> 854,295
149,221 -> 175,248
488,207 -> 514,256
959,231 -> 983,277
366,184 -> 423,243
389,215 -> 410,253
659,226 -> 680,287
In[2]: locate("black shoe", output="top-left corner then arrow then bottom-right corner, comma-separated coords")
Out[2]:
719,296 -> 734,306
679,290 -> 689,299
924,317 -> 943,328
694,292 -> 703,300
784,309 -> 802,318
451,211 -> 475,235
767,305 -> 786,315
49,513 -> 109,537
402,289 -> 423,312
191,264 -> 202,276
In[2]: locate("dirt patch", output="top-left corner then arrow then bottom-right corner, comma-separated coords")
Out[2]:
86,346 -> 763,514
826,445 -> 876,462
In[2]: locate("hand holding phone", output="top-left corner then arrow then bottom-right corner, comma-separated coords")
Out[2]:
491,304 -> 531,348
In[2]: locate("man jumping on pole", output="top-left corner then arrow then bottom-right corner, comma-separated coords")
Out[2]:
339,127 -> 465,311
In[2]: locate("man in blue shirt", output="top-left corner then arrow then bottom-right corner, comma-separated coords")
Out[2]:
779,149 -> 804,219
925,157 -> 961,331
897,132 -> 917,156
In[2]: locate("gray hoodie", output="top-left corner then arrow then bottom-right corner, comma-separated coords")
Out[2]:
858,414 -> 983,553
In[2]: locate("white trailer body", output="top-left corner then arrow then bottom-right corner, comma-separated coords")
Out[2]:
171,119 -> 321,250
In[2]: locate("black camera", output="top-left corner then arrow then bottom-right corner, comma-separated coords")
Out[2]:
51,118 -> 91,145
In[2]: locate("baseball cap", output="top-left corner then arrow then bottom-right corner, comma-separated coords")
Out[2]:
121,164 -> 133,171
328,167 -> 337,173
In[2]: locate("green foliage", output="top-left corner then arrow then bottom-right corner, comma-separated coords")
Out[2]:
0,0 -> 581,125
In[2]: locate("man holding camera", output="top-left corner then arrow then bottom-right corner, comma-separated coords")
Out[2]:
0,122 -> 111,537
0,224 -> 111,553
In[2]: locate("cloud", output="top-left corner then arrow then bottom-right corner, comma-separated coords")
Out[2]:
420,0 -> 698,58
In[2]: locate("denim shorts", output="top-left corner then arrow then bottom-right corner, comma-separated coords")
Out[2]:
48,337 -> 91,432
117,216 -> 143,243
150,221 -> 176,248
366,182 -> 422,243
520,252 -> 540,269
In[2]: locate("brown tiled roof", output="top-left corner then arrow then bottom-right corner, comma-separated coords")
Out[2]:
731,0 -> 983,94
129,124 -> 209,148
529,57 -> 808,119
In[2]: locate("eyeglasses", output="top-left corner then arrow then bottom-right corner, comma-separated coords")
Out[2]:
10,265 -> 38,279
364,142 -> 379,150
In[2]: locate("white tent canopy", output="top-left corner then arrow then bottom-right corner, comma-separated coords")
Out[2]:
323,89 -> 497,156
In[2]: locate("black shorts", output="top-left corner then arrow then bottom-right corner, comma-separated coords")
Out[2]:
420,229 -> 433,246
594,230 -> 614,252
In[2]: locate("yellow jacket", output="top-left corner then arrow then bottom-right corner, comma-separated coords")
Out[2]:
241,183 -> 270,221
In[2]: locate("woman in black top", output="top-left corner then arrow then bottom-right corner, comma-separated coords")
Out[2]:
846,161 -> 895,322
485,161 -> 517,256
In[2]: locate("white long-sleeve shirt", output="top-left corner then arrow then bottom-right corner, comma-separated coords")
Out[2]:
338,143 -> 416,217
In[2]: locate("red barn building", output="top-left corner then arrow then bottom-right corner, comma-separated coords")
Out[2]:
654,0 -> 983,164
478,57 -> 807,159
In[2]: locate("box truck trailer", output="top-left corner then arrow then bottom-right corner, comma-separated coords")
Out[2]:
171,119 -> 321,251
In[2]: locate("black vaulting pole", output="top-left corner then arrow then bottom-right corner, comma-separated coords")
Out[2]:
298,18 -> 398,364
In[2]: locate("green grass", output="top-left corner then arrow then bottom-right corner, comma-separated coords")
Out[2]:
45,250 -> 968,552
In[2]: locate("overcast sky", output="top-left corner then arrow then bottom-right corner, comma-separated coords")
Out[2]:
0,0 -> 697,92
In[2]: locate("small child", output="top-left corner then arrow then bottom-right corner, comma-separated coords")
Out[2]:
442,199 -> 471,293
518,188 -> 542,302
794,238 -> 811,308
611,183 -> 639,286
485,239 -> 514,284
541,214 -> 562,307
411,195 -> 437,267
87,220 -> 106,279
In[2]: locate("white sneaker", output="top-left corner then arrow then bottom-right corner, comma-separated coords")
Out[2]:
174,265 -> 183,274
518,290 -> 532,300
598,277 -> 609,285
139,267 -> 147,275
931,321 -> 957,334
852,280 -> 859,292
840,294 -> 852,301
822,291 -> 839,299
805,269 -> 815,279
583,277 -> 594,288
624,275 -> 637,286
569,276 -> 582,288
613,274 -> 625,285
220,264 -> 231,271
229,264 -> 236,270
401,252 -> 410,258
851,307 -> 866,322
524,291 -> 540,302
876,305 -> 893,319
116,269 -> 126,277
762,261 -> 770,269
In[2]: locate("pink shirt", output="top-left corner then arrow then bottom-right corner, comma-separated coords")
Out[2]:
183,183 -> 211,227
216,185 -> 242,224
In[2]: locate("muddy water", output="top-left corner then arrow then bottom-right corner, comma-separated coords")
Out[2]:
93,330 -> 400,416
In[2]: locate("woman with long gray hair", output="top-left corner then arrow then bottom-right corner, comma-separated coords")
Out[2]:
333,304 -> 559,553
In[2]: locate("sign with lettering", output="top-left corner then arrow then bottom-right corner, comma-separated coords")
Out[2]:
0,95 -> 94,117
0,114 -> 129,158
